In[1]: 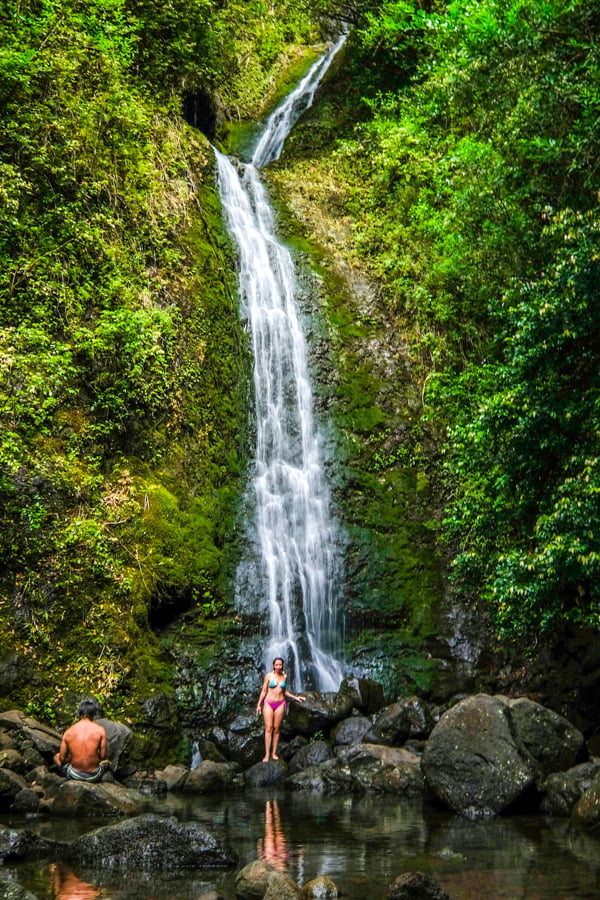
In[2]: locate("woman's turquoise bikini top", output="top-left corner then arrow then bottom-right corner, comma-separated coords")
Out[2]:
269,678 -> 286,689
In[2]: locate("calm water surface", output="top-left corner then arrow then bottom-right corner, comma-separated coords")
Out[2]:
3,790 -> 600,899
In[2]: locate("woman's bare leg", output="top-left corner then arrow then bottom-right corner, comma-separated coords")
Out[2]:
271,703 -> 285,759
262,703 -> 274,761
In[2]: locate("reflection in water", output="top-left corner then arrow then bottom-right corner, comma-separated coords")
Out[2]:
50,863 -> 100,900
257,799 -> 288,871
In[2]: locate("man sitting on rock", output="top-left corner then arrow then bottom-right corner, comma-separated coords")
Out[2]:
53,698 -> 110,784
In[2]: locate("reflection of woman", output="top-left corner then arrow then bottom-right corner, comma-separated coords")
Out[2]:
256,657 -> 305,761
257,799 -> 288,871
50,863 -> 99,900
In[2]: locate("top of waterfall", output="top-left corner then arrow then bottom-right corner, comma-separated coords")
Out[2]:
251,33 -> 348,169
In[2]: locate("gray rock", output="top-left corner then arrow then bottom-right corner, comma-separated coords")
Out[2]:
0,825 -> 58,862
288,740 -> 332,775
339,677 -> 385,714
225,716 -> 265,768
0,711 -> 61,757
154,764 -> 188,791
339,744 -> 424,796
287,759 -> 356,794
284,693 -> 354,737
235,859 -> 278,899
421,694 -> 534,817
68,813 -> 237,869
505,697 -> 586,781
386,871 -> 452,899
541,760 -> 600,816
182,760 -> 240,793
0,769 -> 28,808
331,716 -> 371,746
51,780 -> 145,817
11,788 -> 40,814
245,760 -> 287,787
363,701 -> 413,747
0,750 -> 29,777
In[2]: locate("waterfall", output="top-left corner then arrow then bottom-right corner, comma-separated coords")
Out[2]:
215,36 -> 347,691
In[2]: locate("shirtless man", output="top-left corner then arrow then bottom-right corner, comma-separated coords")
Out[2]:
53,698 -> 109,783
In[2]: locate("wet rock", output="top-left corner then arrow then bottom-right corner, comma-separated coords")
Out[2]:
154,764 -> 188,791
68,813 -> 237,869
0,769 -> 29,810
182,760 -> 241,793
362,701 -> 413,747
301,874 -> 340,898
121,774 -> 167,796
571,770 -> 600,831
21,747 -> 45,769
421,694 -> 533,817
343,744 -> 424,795
399,696 -> 435,740
11,788 -> 40,814
339,677 -> 385,714
0,712 -> 61,759
284,693 -> 354,736
386,871 -> 452,899
264,871 -> 302,900
235,859 -> 278,899
288,740 -> 332,775
24,765 -> 63,795
540,760 -> 600,816
244,760 -> 287,787
287,758 -> 356,794
225,715 -> 265,768
331,716 -> 371,746
51,780 -> 145,817
0,825 -> 58,861
505,696 -> 586,782
279,735 -> 308,760
205,728 -> 231,761
0,749 -> 29,777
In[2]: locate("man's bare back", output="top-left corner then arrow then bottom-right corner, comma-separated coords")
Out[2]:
55,717 -> 107,773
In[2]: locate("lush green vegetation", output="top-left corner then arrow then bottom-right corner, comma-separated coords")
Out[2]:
278,0 -> 600,644
0,0 -> 321,738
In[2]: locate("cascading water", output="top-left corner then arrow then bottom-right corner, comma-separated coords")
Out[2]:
215,35 -> 347,691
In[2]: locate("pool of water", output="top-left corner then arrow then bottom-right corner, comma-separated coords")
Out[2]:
3,790 -> 600,899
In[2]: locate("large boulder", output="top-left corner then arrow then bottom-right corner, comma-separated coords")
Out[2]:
0,770 -> 29,811
284,693 -> 354,737
541,761 -> 600,816
362,702 -> 414,747
182,760 -> 240,793
288,741 -> 332,775
50,781 -> 146,817
339,677 -> 385,714
421,694 -> 534,817
0,711 -> 61,759
505,697 -> 586,782
68,813 -> 237,869
154,764 -> 188,791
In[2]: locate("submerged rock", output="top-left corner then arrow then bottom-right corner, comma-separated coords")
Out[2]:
386,871 -> 452,899
0,825 -> 59,862
301,874 -> 340,898
68,813 -> 237,869
263,870 -> 302,900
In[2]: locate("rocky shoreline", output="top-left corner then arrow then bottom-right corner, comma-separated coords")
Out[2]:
2,680 -> 600,899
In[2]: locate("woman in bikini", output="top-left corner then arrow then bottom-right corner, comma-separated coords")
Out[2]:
256,657 -> 305,761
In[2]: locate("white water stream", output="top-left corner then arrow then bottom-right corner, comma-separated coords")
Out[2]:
215,36 -> 347,691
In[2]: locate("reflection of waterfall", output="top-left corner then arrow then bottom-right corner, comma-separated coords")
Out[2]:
216,36 -> 347,691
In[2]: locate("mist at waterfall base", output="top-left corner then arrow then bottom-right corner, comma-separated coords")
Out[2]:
216,36 -> 347,692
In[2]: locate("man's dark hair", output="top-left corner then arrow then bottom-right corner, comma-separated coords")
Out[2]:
78,697 -> 102,720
